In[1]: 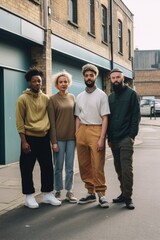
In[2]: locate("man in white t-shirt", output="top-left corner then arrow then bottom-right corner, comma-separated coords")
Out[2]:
75,63 -> 110,208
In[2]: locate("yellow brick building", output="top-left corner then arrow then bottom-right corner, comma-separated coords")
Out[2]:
0,0 -> 134,164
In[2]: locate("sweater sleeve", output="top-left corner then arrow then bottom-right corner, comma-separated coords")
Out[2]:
129,92 -> 141,139
48,97 -> 57,144
16,97 -> 26,134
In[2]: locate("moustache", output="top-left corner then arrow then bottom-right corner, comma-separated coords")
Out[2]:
86,79 -> 92,82
113,81 -> 120,85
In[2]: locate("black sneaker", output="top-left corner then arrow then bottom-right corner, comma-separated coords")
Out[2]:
125,199 -> 135,210
113,194 -> 125,203
79,193 -> 96,204
99,196 -> 109,208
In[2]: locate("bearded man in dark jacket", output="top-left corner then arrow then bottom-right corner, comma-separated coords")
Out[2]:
108,68 -> 140,210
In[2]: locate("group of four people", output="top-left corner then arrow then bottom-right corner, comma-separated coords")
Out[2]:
16,63 -> 140,211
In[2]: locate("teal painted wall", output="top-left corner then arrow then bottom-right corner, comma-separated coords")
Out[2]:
0,40 -> 30,70
0,35 -> 30,164
0,68 -> 5,164
3,69 -> 28,164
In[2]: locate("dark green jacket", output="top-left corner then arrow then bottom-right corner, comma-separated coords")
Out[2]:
108,85 -> 140,142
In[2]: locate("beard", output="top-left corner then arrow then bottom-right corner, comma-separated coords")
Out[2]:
112,82 -> 123,93
84,79 -> 95,88
31,87 -> 40,93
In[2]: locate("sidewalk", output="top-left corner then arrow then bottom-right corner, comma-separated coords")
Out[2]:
140,116 -> 160,126
0,117 -> 160,215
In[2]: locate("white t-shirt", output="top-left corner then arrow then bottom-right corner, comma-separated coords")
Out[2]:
75,88 -> 110,124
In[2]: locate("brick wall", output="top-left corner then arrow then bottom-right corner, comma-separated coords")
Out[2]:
0,0 -> 53,95
1,0 -> 134,94
30,30 -> 52,96
113,0 -> 133,70
51,0 -> 111,59
134,70 -> 160,98
0,0 -> 42,26
51,0 -> 133,67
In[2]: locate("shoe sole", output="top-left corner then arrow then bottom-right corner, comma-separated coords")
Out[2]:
78,199 -> 96,204
66,198 -> 77,204
125,205 -> 135,210
25,203 -> 39,209
99,203 -> 109,208
43,200 -> 61,206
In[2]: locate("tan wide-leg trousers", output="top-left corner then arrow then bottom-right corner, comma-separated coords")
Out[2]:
76,125 -> 107,196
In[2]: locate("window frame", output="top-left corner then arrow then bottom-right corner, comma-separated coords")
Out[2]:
29,0 -> 40,4
128,29 -> 131,60
118,19 -> 123,54
88,0 -> 95,36
68,0 -> 78,25
101,5 -> 108,44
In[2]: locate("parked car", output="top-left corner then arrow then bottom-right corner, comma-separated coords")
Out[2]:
140,99 -> 160,116
154,99 -> 160,113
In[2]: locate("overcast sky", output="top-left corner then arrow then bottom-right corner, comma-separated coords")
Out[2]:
122,0 -> 160,50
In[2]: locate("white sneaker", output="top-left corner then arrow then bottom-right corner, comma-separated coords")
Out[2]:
99,196 -> 109,208
25,194 -> 39,209
43,192 -> 61,206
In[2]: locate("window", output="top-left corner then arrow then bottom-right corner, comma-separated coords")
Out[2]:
128,29 -> 131,59
69,0 -> 78,24
89,0 -> 95,35
118,20 -> 123,54
101,5 -> 108,43
29,0 -> 40,4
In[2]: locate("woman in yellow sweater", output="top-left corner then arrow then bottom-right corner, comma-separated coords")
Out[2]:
48,71 -> 77,203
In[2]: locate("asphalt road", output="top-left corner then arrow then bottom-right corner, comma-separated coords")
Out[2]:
0,125 -> 160,240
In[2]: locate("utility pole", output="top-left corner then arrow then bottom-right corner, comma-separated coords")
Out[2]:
110,0 -> 113,71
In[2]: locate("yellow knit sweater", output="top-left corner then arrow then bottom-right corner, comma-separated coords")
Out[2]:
16,89 -> 50,137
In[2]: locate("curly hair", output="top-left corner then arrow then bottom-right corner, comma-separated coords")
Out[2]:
53,70 -> 72,90
25,67 -> 44,82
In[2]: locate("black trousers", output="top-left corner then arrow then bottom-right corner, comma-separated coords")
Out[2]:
20,134 -> 54,194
